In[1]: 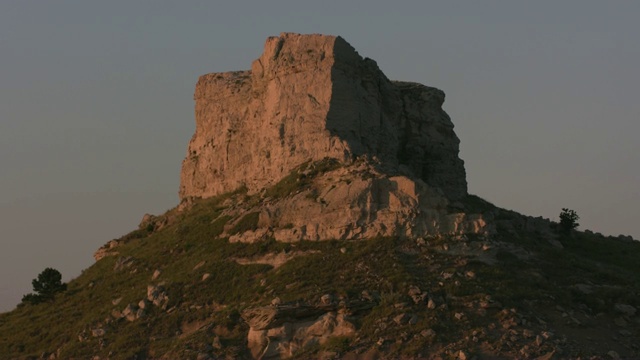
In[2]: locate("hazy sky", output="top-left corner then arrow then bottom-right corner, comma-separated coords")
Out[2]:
1,1 -> 638,312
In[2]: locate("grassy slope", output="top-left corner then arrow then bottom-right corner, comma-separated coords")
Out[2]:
0,195 -> 419,359
1,165 -> 639,359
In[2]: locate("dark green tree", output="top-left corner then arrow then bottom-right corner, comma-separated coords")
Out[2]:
559,208 -> 580,235
21,268 -> 67,305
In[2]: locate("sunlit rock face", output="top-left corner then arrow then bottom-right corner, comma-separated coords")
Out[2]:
179,32 -> 467,202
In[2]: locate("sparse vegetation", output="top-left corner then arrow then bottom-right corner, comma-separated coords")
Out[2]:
2,184 -> 640,359
229,212 -> 260,234
263,158 -> 341,199
323,335 -> 352,352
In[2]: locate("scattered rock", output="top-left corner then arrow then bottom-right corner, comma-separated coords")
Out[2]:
608,350 -> 620,359
427,298 -> 437,310
548,239 -> 564,249
394,313 -> 411,325
93,240 -> 121,261
614,303 -> 637,317
123,304 -> 138,322
394,302 -> 408,310
113,256 -> 134,272
321,294 -> 333,305
421,329 -> 436,340
573,283 -> 594,294
147,284 -> 169,308
229,228 -> 270,243
408,286 -> 426,304
614,317 -> 628,327
212,336 -> 222,350
77,331 -> 88,343
196,353 -> 213,360
235,250 -> 322,269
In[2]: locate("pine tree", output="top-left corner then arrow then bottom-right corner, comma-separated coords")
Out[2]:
21,268 -> 67,304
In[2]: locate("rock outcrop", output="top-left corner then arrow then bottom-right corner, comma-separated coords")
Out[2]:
180,32 -> 467,201
242,299 -> 373,359
9,33 -> 640,360
220,160 -> 490,243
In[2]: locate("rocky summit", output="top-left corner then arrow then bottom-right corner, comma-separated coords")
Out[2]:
179,33 -> 483,243
2,33 -> 640,360
180,33 -> 466,201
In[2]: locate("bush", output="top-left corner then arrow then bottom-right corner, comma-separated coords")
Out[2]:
559,208 -> 580,235
229,212 -> 260,234
21,268 -> 67,304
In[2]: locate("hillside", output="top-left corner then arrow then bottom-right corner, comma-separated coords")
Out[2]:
1,33 -> 638,359
1,168 -> 639,359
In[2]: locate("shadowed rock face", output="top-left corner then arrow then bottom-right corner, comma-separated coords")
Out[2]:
180,32 -> 467,201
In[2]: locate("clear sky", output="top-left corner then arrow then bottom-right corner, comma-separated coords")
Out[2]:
1,1 -> 638,312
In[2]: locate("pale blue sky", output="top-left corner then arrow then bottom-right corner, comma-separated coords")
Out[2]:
1,1 -> 638,312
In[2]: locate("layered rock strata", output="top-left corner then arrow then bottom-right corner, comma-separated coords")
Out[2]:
180,32 -> 467,201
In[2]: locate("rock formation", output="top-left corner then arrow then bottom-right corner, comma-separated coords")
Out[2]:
93,33 -> 491,259
242,299 -> 371,359
219,160 -> 489,243
8,33 -> 640,360
180,32 -> 467,202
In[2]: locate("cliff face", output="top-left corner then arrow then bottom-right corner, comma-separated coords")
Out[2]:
179,33 -> 467,201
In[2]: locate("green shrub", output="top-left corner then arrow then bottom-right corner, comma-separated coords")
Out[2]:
229,212 -> 260,234
559,208 -> 580,235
